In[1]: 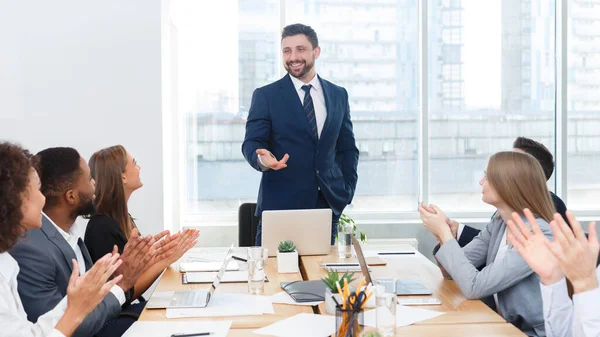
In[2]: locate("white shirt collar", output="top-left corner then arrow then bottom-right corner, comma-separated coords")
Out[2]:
42,212 -> 80,242
289,73 -> 321,92
0,252 -> 18,282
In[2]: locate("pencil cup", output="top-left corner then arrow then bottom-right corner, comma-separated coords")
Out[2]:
335,307 -> 363,337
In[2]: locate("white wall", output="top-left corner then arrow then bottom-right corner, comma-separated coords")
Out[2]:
0,0 -> 164,235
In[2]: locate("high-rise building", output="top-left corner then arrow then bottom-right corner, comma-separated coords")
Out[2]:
569,0 -> 600,114
501,0 -> 555,114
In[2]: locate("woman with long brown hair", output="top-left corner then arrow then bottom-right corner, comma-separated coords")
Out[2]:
419,151 -> 555,337
85,145 -> 199,300
0,142 -> 123,337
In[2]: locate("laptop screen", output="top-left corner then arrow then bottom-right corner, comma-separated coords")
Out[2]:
351,236 -> 372,285
207,244 -> 234,300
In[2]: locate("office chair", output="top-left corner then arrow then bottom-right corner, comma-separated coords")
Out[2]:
238,202 -> 260,247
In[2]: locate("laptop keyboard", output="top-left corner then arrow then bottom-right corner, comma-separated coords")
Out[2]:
172,290 -> 208,307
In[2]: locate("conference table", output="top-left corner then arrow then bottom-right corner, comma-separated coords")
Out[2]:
139,246 -> 526,336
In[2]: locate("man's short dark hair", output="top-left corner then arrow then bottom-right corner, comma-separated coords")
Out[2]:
0,142 -> 33,253
282,23 -> 318,48
513,137 -> 554,180
35,147 -> 82,207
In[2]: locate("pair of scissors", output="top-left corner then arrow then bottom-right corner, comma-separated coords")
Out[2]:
347,291 -> 367,311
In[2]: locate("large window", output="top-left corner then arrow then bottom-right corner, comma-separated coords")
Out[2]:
166,0 -> 593,227
567,0 -> 600,210
428,0 -> 556,212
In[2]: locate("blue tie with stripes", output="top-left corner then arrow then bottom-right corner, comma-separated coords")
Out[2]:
301,84 -> 318,139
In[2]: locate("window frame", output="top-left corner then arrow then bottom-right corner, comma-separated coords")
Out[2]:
164,0 -> 600,231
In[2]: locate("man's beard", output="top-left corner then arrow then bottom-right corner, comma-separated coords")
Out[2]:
285,59 -> 314,79
75,197 -> 96,217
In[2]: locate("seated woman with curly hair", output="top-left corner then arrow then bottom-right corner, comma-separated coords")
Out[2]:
0,142 -> 122,337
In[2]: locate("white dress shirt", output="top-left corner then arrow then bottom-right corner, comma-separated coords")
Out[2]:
257,73 -> 328,170
0,252 -> 67,337
541,266 -> 600,337
492,228 -> 509,314
43,213 -> 126,305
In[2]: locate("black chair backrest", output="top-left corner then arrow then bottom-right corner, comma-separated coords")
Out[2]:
238,203 -> 259,247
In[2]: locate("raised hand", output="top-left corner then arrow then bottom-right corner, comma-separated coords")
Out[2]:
256,149 -> 289,170
506,209 -> 563,285
546,211 -> 599,294
447,219 -> 459,239
418,203 -> 453,243
149,229 -> 200,267
115,228 -> 155,292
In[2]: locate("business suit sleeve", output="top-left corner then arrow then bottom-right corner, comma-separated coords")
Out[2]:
242,88 -> 271,172
12,243 -> 64,323
71,294 -> 121,337
458,225 -> 482,247
436,220 -> 552,300
336,88 -> 359,201
12,243 -> 121,337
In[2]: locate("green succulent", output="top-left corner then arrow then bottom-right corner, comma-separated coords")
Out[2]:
278,240 -> 296,253
360,331 -> 382,337
320,270 -> 356,293
338,213 -> 367,243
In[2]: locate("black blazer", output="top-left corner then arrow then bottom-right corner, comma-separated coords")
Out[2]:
85,214 -> 129,263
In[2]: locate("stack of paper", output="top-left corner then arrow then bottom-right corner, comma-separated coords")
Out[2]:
253,313 -> 336,337
184,270 -> 252,283
123,320 -> 232,337
363,304 -> 445,327
179,261 -> 240,272
166,292 -> 274,319
270,291 -> 323,306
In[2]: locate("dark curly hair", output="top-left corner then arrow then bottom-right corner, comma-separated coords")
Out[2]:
0,142 -> 34,253
35,147 -> 82,208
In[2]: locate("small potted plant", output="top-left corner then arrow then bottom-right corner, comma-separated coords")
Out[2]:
277,240 -> 299,273
321,270 -> 356,314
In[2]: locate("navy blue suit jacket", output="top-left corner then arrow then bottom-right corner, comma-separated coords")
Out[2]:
242,74 -> 359,218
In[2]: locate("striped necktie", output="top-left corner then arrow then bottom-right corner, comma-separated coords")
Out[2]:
301,84 -> 318,138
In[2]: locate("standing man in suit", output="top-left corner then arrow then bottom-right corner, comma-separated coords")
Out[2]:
10,147 -> 155,337
242,24 -> 359,245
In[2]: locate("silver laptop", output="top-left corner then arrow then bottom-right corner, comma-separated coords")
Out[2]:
261,209 -> 332,257
146,245 -> 234,309
352,237 -> 432,295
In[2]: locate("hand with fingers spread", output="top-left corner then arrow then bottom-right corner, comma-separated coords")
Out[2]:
149,228 -> 200,267
114,228 -> 156,292
546,211 -> 599,294
256,149 -> 289,170
55,254 -> 123,336
418,203 -> 454,243
506,209 -> 563,285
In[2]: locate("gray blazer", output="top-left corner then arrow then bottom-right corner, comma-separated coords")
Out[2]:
435,216 -> 552,337
10,214 -> 121,337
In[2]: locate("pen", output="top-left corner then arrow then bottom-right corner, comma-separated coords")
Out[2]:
232,255 -> 247,262
170,333 -> 213,337
377,252 -> 415,255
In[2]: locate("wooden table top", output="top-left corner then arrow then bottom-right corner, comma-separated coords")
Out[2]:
138,257 -> 313,329
140,246 -> 524,336
230,323 -> 526,337
301,247 -> 505,325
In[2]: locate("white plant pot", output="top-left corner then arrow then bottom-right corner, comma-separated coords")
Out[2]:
325,287 -> 342,315
277,250 -> 299,273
